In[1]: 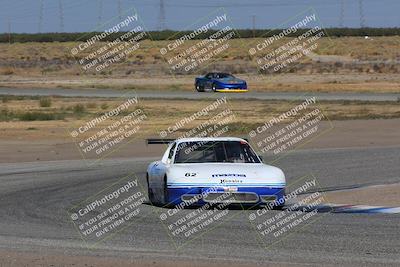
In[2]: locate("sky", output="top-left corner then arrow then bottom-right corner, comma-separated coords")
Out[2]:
0,0 -> 399,33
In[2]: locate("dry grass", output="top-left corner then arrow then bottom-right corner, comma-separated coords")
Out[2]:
0,37 -> 399,93
1,37 -> 399,64
0,36 -> 399,76
0,96 -> 399,142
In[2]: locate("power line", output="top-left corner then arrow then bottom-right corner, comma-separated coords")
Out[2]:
159,1 -> 339,8
3,0 -> 91,23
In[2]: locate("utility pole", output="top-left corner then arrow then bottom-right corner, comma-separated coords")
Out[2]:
358,0 -> 365,28
38,0 -> 44,33
158,0 -> 166,31
118,0 -> 122,21
252,15 -> 256,38
59,0 -> 64,32
97,0 -> 103,29
339,0 -> 344,27
7,18 -> 11,43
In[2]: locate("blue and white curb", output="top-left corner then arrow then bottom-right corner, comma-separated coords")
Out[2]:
285,203 -> 400,214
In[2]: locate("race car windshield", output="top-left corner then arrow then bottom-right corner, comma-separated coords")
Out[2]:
217,73 -> 234,79
174,141 -> 261,164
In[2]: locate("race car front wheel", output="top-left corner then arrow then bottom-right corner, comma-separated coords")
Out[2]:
195,83 -> 204,92
212,83 -> 217,92
146,174 -> 156,204
163,175 -> 169,206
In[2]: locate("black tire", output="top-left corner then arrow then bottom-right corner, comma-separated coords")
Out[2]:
146,174 -> 156,204
212,83 -> 217,92
163,175 -> 169,205
195,83 -> 204,92
273,204 -> 285,210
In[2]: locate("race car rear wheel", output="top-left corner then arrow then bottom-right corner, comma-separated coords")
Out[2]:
272,204 -> 285,210
212,83 -> 217,92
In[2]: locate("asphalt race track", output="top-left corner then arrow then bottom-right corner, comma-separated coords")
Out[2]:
0,87 -> 400,101
0,146 -> 399,266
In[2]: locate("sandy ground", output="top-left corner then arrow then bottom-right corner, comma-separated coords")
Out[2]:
0,250 -> 310,267
0,118 -> 399,163
322,183 -> 400,207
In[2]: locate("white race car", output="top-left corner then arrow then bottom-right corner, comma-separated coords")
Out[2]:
146,137 -> 286,208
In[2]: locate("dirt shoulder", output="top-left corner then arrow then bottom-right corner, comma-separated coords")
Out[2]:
0,249 -> 298,267
0,118 -> 399,164
321,183 -> 400,207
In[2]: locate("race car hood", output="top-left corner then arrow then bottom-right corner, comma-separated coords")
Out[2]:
166,163 -> 285,188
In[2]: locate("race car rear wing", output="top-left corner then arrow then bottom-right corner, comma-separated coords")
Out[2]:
146,138 -> 175,145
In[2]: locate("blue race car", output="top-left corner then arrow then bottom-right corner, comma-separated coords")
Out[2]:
195,72 -> 248,92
